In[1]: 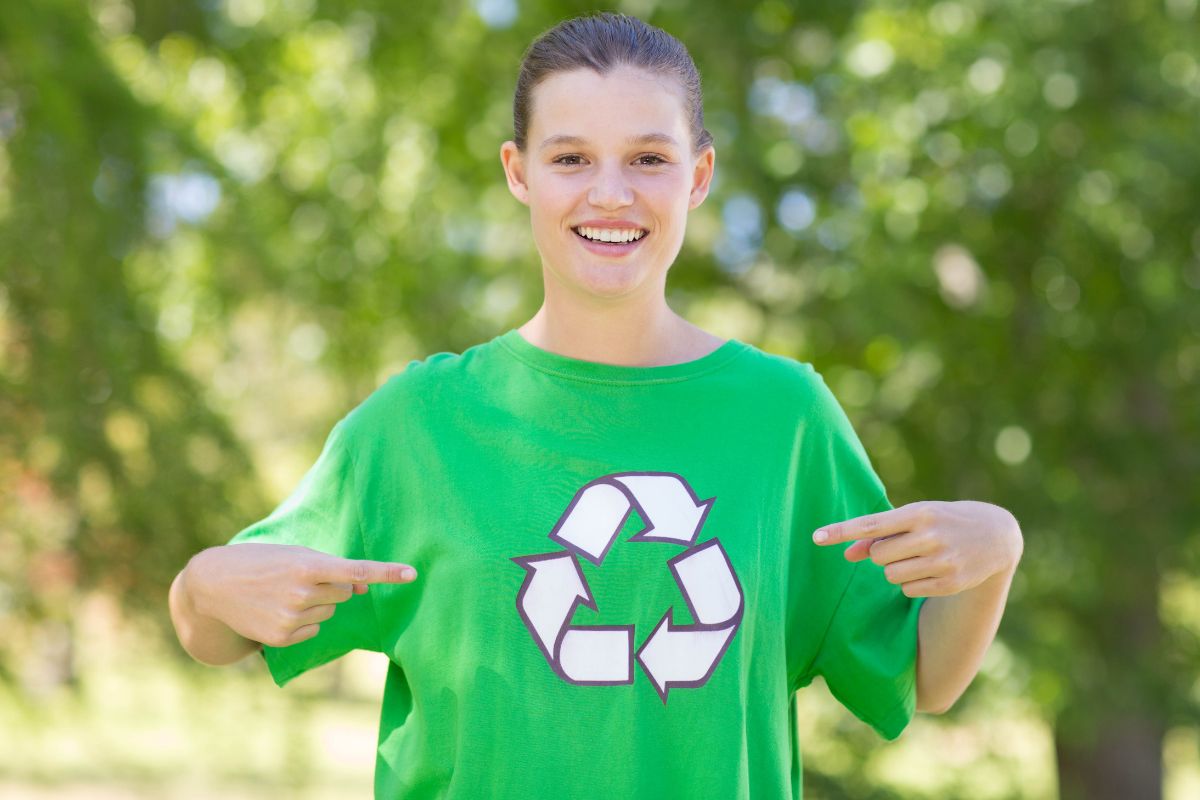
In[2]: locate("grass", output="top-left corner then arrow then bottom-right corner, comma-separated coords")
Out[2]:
4,590 -> 1195,798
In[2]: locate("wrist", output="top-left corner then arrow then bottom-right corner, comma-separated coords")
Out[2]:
981,561 -> 1018,591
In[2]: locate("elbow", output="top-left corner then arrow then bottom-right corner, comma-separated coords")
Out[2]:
189,646 -> 257,668
916,688 -> 959,715
917,699 -> 951,715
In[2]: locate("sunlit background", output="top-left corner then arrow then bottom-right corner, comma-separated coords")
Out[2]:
2,0 -> 1199,797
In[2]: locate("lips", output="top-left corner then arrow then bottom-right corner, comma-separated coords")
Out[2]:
573,219 -> 647,230
572,228 -> 646,243
572,227 -> 649,256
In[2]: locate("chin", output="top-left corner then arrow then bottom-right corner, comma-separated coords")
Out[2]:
547,268 -> 643,303
571,263 -> 651,297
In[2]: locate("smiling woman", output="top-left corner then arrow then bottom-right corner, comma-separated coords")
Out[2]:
172,11 -> 1019,800
497,16 -> 720,367
497,76 -> 716,359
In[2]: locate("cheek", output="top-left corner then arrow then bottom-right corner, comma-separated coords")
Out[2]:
643,179 -> 691,213
534,188 -> 575,218
527,198 -> 567,230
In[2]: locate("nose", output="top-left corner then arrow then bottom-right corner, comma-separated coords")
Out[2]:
587,162 -> 634,209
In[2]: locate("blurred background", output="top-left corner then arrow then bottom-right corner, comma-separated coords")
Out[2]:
1,0 -> 1198,797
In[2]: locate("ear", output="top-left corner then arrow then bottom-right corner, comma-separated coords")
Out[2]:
688,145 -> 715,211
500,141 -> 530,206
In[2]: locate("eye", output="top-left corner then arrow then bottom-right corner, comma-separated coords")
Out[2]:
551,154 -> 669,167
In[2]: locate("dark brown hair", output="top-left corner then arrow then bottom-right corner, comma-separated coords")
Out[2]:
511,12 -> 714,157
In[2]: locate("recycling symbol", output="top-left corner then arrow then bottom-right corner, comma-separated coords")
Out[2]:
512,471 -> 744,704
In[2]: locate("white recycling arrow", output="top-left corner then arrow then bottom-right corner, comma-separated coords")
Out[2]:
513,471 -> 742,701
512,551 -> 634,684
636,539 -> 744,703
549,472 -> 715,565
559,626 -> 635,684
635,613 -> 737,701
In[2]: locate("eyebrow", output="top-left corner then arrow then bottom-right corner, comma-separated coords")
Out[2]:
538,132 -> 682,151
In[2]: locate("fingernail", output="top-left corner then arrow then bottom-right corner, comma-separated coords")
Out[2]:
813,530 -> 828,543
401,568 -> 416,581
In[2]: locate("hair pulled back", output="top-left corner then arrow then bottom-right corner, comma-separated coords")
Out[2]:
512,12 -> 714,157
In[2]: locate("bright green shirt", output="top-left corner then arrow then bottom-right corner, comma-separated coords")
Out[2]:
227,328 -> 925,799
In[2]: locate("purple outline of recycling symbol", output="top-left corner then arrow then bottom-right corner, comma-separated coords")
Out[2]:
511,471 -> 744,704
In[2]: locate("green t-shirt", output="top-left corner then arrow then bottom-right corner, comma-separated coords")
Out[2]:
226,328 -> 926,799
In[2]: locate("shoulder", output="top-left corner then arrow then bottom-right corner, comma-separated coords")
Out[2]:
336,341 -> 489,440
737,344 -> 835,403
728,345 -> 857,442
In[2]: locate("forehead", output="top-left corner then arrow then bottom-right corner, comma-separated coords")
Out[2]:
529,65 -> 688,144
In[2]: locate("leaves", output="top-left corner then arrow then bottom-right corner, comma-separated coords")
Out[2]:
1,0 -> 1198,793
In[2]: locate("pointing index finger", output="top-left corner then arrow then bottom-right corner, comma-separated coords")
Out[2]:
316,556 -> 418,585
813,508 -> 904,546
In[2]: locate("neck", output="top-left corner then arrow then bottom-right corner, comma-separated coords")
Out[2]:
517,294 -> 720,368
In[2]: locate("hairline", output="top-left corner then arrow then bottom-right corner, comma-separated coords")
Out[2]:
511,14 -> 714,157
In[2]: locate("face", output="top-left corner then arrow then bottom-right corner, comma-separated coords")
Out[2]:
500,65 -> 715,304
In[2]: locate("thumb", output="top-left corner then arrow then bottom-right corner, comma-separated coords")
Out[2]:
844,539 -> 873,562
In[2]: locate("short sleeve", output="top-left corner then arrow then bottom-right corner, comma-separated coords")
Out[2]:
809,492 -> 926,740
226,419 -> 382,687
787,366 -> 925,740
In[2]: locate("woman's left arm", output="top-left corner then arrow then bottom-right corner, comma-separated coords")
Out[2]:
812,501 -> 1024,715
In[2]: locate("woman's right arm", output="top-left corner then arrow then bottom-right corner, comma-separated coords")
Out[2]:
169,543 -> 418,666
169,548 -> 261,665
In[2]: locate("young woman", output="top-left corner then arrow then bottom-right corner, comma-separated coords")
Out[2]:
170,12 -> 1023,798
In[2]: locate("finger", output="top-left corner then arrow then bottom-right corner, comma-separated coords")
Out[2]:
844,539 -> 874,562
900,576 -> 950,598
283,623 -> 321,646
297,603 -> 338,626
881,555 -> 942,586
313,556 -> 418,585
864,534 -> 926,566
840,534 -> 902,566
307,583 -> 355,605
813,507 -> 910,546
320,580 -> 370,594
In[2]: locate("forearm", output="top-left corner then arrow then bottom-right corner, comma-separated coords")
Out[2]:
169,552 -> 261,666
914,566 -> 1015,713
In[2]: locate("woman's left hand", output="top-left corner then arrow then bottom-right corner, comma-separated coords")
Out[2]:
812,500 -> 1024,597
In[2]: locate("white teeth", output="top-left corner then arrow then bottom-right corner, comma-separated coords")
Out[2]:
575,226 -> 646,243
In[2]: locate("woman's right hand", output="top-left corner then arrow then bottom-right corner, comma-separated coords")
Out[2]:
183,543 -> 418,648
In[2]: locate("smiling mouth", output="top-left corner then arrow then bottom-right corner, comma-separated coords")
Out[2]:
571,228 -> 650,247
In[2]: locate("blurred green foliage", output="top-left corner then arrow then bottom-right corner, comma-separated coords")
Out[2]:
2,0 -> 1199,797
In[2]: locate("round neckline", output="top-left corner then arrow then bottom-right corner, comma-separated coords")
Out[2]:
496,328 -> 748,385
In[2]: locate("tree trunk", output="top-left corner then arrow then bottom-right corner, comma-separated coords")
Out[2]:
1055,710 -> 1164,800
